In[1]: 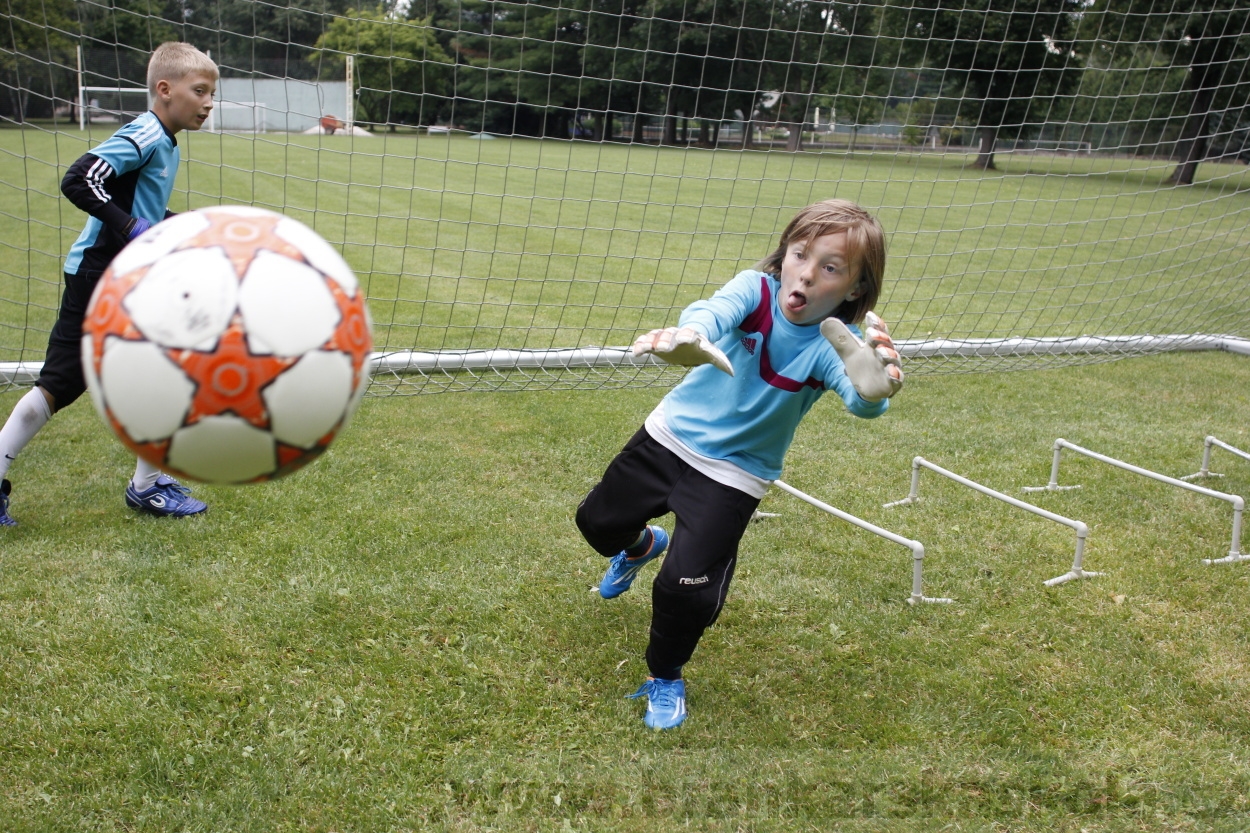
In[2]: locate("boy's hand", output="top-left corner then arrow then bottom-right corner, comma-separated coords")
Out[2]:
126,216 -> 152,240
821,312 -> 903,401
632,327 -> 734,376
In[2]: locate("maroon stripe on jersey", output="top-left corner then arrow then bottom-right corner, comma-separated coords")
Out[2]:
738,274 -> 822,392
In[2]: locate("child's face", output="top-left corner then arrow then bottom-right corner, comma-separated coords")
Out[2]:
777,230 -> 861,325
154,71 -> 216,133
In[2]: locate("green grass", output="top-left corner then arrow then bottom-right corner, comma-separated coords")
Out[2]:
3,130 -> 1249,368
3,350 -> 1250,830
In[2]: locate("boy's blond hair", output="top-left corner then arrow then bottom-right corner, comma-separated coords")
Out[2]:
147,42 -> 218,93
754,198 -> 887,325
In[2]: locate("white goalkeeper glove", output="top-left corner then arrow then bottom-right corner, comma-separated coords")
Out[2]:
632,326 -> 734,376
820,311 -> 903,401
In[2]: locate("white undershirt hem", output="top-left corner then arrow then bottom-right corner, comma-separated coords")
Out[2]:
644,402 -> 771,499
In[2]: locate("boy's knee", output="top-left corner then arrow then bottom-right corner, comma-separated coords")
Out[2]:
36,381 -> 79,414
574,497 -> 621,555
35,386 -> 56,413
574,499 -> 596,539
653,569 -> 727,627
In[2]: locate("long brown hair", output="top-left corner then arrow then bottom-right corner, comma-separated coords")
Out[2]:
754,199 -> 886,324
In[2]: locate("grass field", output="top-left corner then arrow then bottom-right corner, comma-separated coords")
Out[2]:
2,349 -> 1250,831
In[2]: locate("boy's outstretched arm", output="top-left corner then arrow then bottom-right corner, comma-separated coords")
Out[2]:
821,312 -> 903,402
632,327 -> 734,376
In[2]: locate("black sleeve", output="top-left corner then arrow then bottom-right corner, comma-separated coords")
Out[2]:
61,152 -> 135,236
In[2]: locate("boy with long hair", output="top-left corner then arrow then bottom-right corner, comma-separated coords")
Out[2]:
577,199 -> 904,729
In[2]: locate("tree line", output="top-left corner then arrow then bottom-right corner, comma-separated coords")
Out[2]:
4,0 -> 1249,182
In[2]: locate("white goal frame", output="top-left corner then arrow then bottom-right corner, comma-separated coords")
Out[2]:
76,45 -> 149,131
771,479 -> 949,606
1182,437 -> 1250,482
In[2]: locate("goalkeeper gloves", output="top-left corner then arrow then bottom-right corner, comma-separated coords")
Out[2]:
821,311 -> 903,401
632,327 -> 734,376
126,216 -> 152,240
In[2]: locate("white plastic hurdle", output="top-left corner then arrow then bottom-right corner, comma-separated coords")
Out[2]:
772,479 -> 952,606
1023,439 -> 1247,565
1181,436 -> 1250,482
884,457 -> 1099,587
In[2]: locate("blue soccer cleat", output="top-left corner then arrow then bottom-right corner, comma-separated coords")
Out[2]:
0,479 -> 15,527
627,677 -> 687,730
599,525 -> 669,599
125,475 -> 207,517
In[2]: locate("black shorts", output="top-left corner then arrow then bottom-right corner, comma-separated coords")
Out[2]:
37,270 -> 100,411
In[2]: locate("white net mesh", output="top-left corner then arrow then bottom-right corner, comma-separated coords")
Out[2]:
2,0 -> 1248,395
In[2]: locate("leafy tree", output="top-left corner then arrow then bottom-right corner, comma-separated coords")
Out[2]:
2,0 -> 78,120
310,6 -> 452,128
72,0 -> 182,53
439,0 -> 590,136
760,0 -> 888,151
884,0 -> 1083,169
184,0 -> 362,79
1079,0 -> 1250,185
1065,35 -> 1188,155
578,1 -> 885,150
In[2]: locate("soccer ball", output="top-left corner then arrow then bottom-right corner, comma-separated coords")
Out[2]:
82,205 -> 373,485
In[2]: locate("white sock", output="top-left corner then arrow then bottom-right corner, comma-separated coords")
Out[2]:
0,387 -> 53,480
130,457 -> 161,492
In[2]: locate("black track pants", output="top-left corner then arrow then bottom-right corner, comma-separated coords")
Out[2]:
576,427 -> 761,679
37,271 -> 99,411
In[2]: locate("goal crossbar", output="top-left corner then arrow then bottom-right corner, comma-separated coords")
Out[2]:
4,335 -> 1248,389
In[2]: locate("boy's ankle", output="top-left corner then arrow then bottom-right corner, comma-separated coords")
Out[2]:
624,528 -> 653,559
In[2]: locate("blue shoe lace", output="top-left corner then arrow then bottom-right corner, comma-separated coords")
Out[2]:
627,677 -> 687,729
599,525 -> 669,599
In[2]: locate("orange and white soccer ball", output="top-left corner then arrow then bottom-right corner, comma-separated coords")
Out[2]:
82,205 -> 373,484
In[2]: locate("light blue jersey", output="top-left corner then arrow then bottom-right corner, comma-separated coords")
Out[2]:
655,269 -> 888,482
64,111 -> 179,277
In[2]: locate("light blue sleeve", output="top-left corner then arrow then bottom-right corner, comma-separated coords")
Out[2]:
88,126 -> 147,176
677,270 -> 763,340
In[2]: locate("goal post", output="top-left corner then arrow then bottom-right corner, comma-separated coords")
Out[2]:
3,2 -> 1249,396
77,45 -> 149,131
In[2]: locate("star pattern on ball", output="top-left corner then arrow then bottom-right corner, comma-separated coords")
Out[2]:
325,282 -> 374,387
84,206 -> 372,485
172,321 -> 295,428
180,210 -> 305,277
84,266 -> 149,364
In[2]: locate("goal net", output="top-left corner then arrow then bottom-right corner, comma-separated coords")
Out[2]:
2,0 -> 1249,396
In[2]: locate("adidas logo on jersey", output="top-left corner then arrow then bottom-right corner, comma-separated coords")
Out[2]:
740,336 -> 757,356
